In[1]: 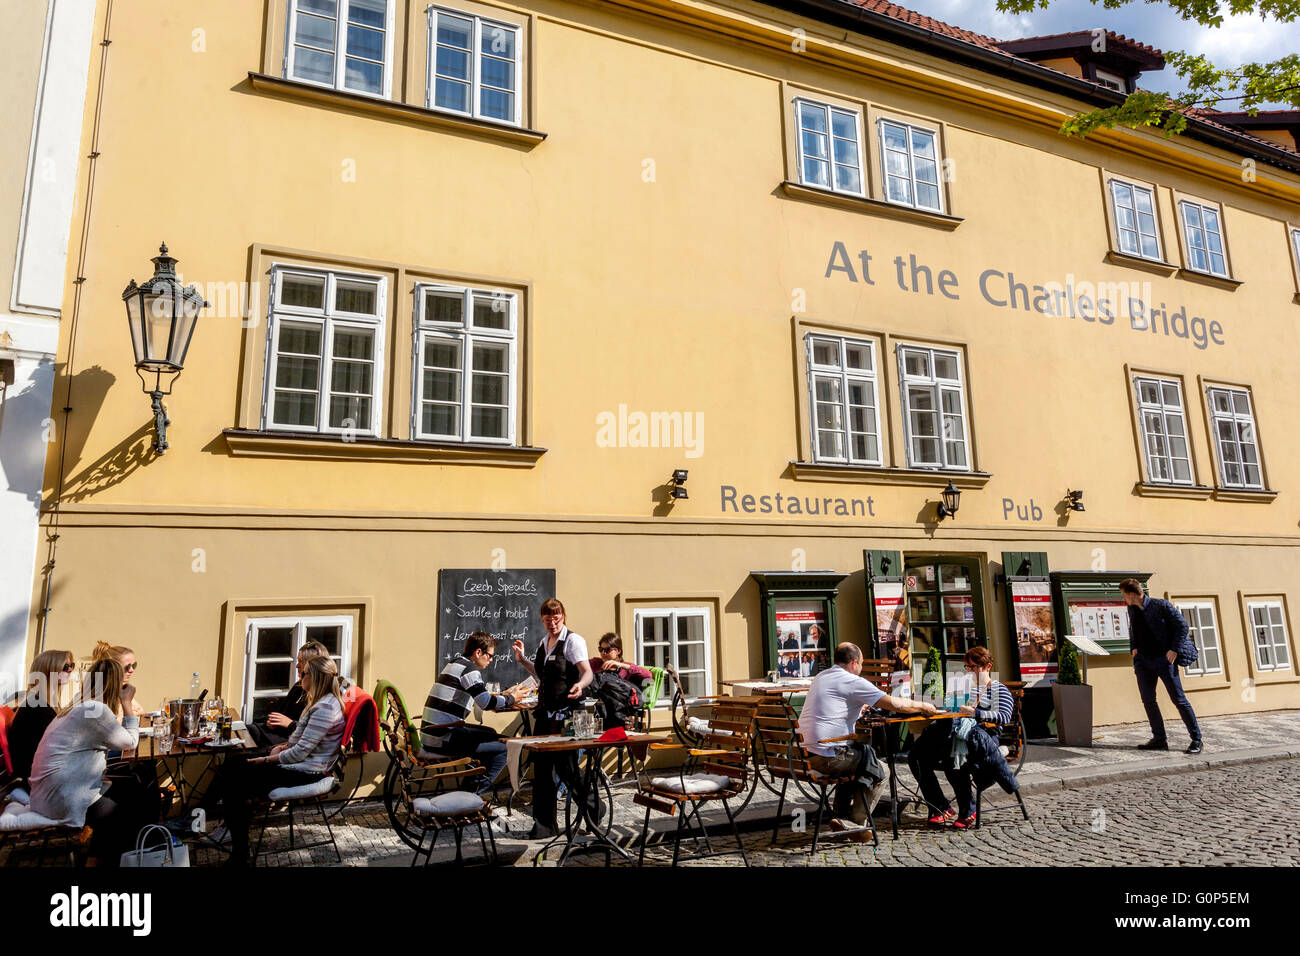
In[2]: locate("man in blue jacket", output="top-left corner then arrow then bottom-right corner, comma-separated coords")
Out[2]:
1121,579 -> 1203,754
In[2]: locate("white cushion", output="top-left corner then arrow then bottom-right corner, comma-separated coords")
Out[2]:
267,775 -> 336,801
413,791 -> 485,816
0,803 -> 63,831
650,773 -> 731,794
7,787 -> 30,806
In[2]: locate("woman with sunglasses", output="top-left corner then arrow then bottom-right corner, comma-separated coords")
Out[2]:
587,633 -> 651,686
29,658 -> 151,865
7,649 -> 76,792
92,642 -> 143,717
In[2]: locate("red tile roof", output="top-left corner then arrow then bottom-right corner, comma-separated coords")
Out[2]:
836,0 -> 1297,156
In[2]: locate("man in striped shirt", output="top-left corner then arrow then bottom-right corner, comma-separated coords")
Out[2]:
422,632 -> 523,793
907,645 -> 1015,829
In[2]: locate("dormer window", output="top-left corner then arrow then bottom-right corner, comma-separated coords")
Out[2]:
1095,69 -> 1126,92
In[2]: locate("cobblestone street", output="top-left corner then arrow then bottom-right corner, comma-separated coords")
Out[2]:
635,758 -> 1300,867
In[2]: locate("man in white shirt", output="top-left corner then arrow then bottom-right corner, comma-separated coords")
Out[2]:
798,642 -> 936,831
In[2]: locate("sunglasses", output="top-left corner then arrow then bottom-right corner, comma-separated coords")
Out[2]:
62,663 -> 76,673
124,662 -> 138,673
599,646 -> 615,653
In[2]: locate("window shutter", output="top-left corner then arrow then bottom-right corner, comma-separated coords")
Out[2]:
864,549 -> 903,657
1000,551 -> 1050,683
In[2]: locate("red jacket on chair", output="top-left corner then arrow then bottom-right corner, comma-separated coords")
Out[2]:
341,690 -> 380,755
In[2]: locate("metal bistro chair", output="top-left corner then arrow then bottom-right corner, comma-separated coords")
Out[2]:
399,752 -> 498,866
0,728 -> 86,866
754,696 -> 878,853
614,665 -> 666,779
975,680 -> 1029,827
632,695 -> 758,866
250,744 -> 345,866
376,680 -> 491,854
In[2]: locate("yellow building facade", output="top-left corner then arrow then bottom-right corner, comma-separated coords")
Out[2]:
23,0 -> 1300,736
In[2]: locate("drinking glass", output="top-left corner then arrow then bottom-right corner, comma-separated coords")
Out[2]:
156,727 -> 174,754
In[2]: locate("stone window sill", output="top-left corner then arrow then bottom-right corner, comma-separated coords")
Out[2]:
1105,251 -> 1178,276
1177,269 -> 1242,291
1213,488 -> 1278,503
789,461 -> 991,488
1133,482 -> 1214,500
223,429 -> 546,466
779,181 -> 963,230
246,73 -> 546,148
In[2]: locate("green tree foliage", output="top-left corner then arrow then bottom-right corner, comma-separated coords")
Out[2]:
996,0 -> 1300,137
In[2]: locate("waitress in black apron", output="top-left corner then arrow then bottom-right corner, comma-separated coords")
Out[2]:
511,597 -> 594,839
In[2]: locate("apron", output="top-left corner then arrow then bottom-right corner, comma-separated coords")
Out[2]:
533,629 -> 580,730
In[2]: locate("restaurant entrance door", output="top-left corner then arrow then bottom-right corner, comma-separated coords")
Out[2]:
903,554 -> 987,691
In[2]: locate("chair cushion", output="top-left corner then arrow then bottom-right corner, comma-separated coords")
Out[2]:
650,773 -> 731,794
0,803 -> 63,831
267,775 -> 336,801
413,791 -> 485,816
7,787 -> 30,806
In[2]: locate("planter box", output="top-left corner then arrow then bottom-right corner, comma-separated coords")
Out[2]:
1052,683 -> 1093,747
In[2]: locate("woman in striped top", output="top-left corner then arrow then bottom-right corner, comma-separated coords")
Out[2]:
908,645 -> 1014,829
222,656 -> 346,866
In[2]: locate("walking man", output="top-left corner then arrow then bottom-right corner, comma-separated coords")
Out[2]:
1120,578 -> 1203,755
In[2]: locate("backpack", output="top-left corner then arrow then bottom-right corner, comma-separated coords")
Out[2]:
1167,602 -> 1199,668
587,672 -> 643,729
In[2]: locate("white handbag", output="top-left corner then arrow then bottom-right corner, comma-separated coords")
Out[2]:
121,824 -> 190,868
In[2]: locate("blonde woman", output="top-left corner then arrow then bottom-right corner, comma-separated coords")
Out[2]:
29,658 -> 151,865
221,656 -> 346,866
91,641 -> 143,717
7,649 -> 75,789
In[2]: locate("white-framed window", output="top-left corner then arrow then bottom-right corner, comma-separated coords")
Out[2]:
807,334 -> 882,466
1207,386 -> 1263,489
243,616 -> 353,722
286,0 -> 394,97
264,266 -> 386,436
1134,376 -> 1192,484
1094,69 -> 1126,92
1247,602 -> 1291,672
428,7 -> 521,125
633,607 -> 712,702
412,284 -> 517,444
794,99 -> 864,197
1174,602 -> 1223,677
1109,179 -> 1162,261
879,119 -> 943,212
1289,227 -> 1300,279
1179,200 -> 1228,277
898,345 -> 969,470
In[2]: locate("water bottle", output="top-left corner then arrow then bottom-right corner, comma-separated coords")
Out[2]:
189,672 -> 201,697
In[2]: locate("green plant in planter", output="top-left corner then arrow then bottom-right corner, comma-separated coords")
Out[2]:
920,646 -> 944,701
1057,638 -> 1083,686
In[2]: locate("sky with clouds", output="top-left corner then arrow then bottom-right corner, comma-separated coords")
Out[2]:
898,0 -> 1294,103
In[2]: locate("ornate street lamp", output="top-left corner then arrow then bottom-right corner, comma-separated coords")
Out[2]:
936,480 -> 961,520
121,243 -> 207,454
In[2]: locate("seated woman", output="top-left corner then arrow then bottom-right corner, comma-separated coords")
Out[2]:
587,633 -> 651,686
221,656 -> 346,866
249,640 -> 329,748
906,645 -> 1015,830
29,658 -> 151,865
7,649 -> 75,791
421,631 -> 525,793
91,642 -> 143,717
91,640 -> 163,822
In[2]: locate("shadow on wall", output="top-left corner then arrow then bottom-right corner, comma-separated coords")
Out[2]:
36,364 -> 117,500
0,359 -> 59,506
60,420 -> 154,503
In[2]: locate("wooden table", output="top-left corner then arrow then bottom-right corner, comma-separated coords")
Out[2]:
718,678 -> 813,696
522,734 -> 665,866
123,711 -> 257,819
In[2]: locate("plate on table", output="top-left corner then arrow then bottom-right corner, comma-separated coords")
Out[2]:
201,738 -> 244,749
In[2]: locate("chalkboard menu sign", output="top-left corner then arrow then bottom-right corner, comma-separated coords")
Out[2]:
437,569 -> 557,688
